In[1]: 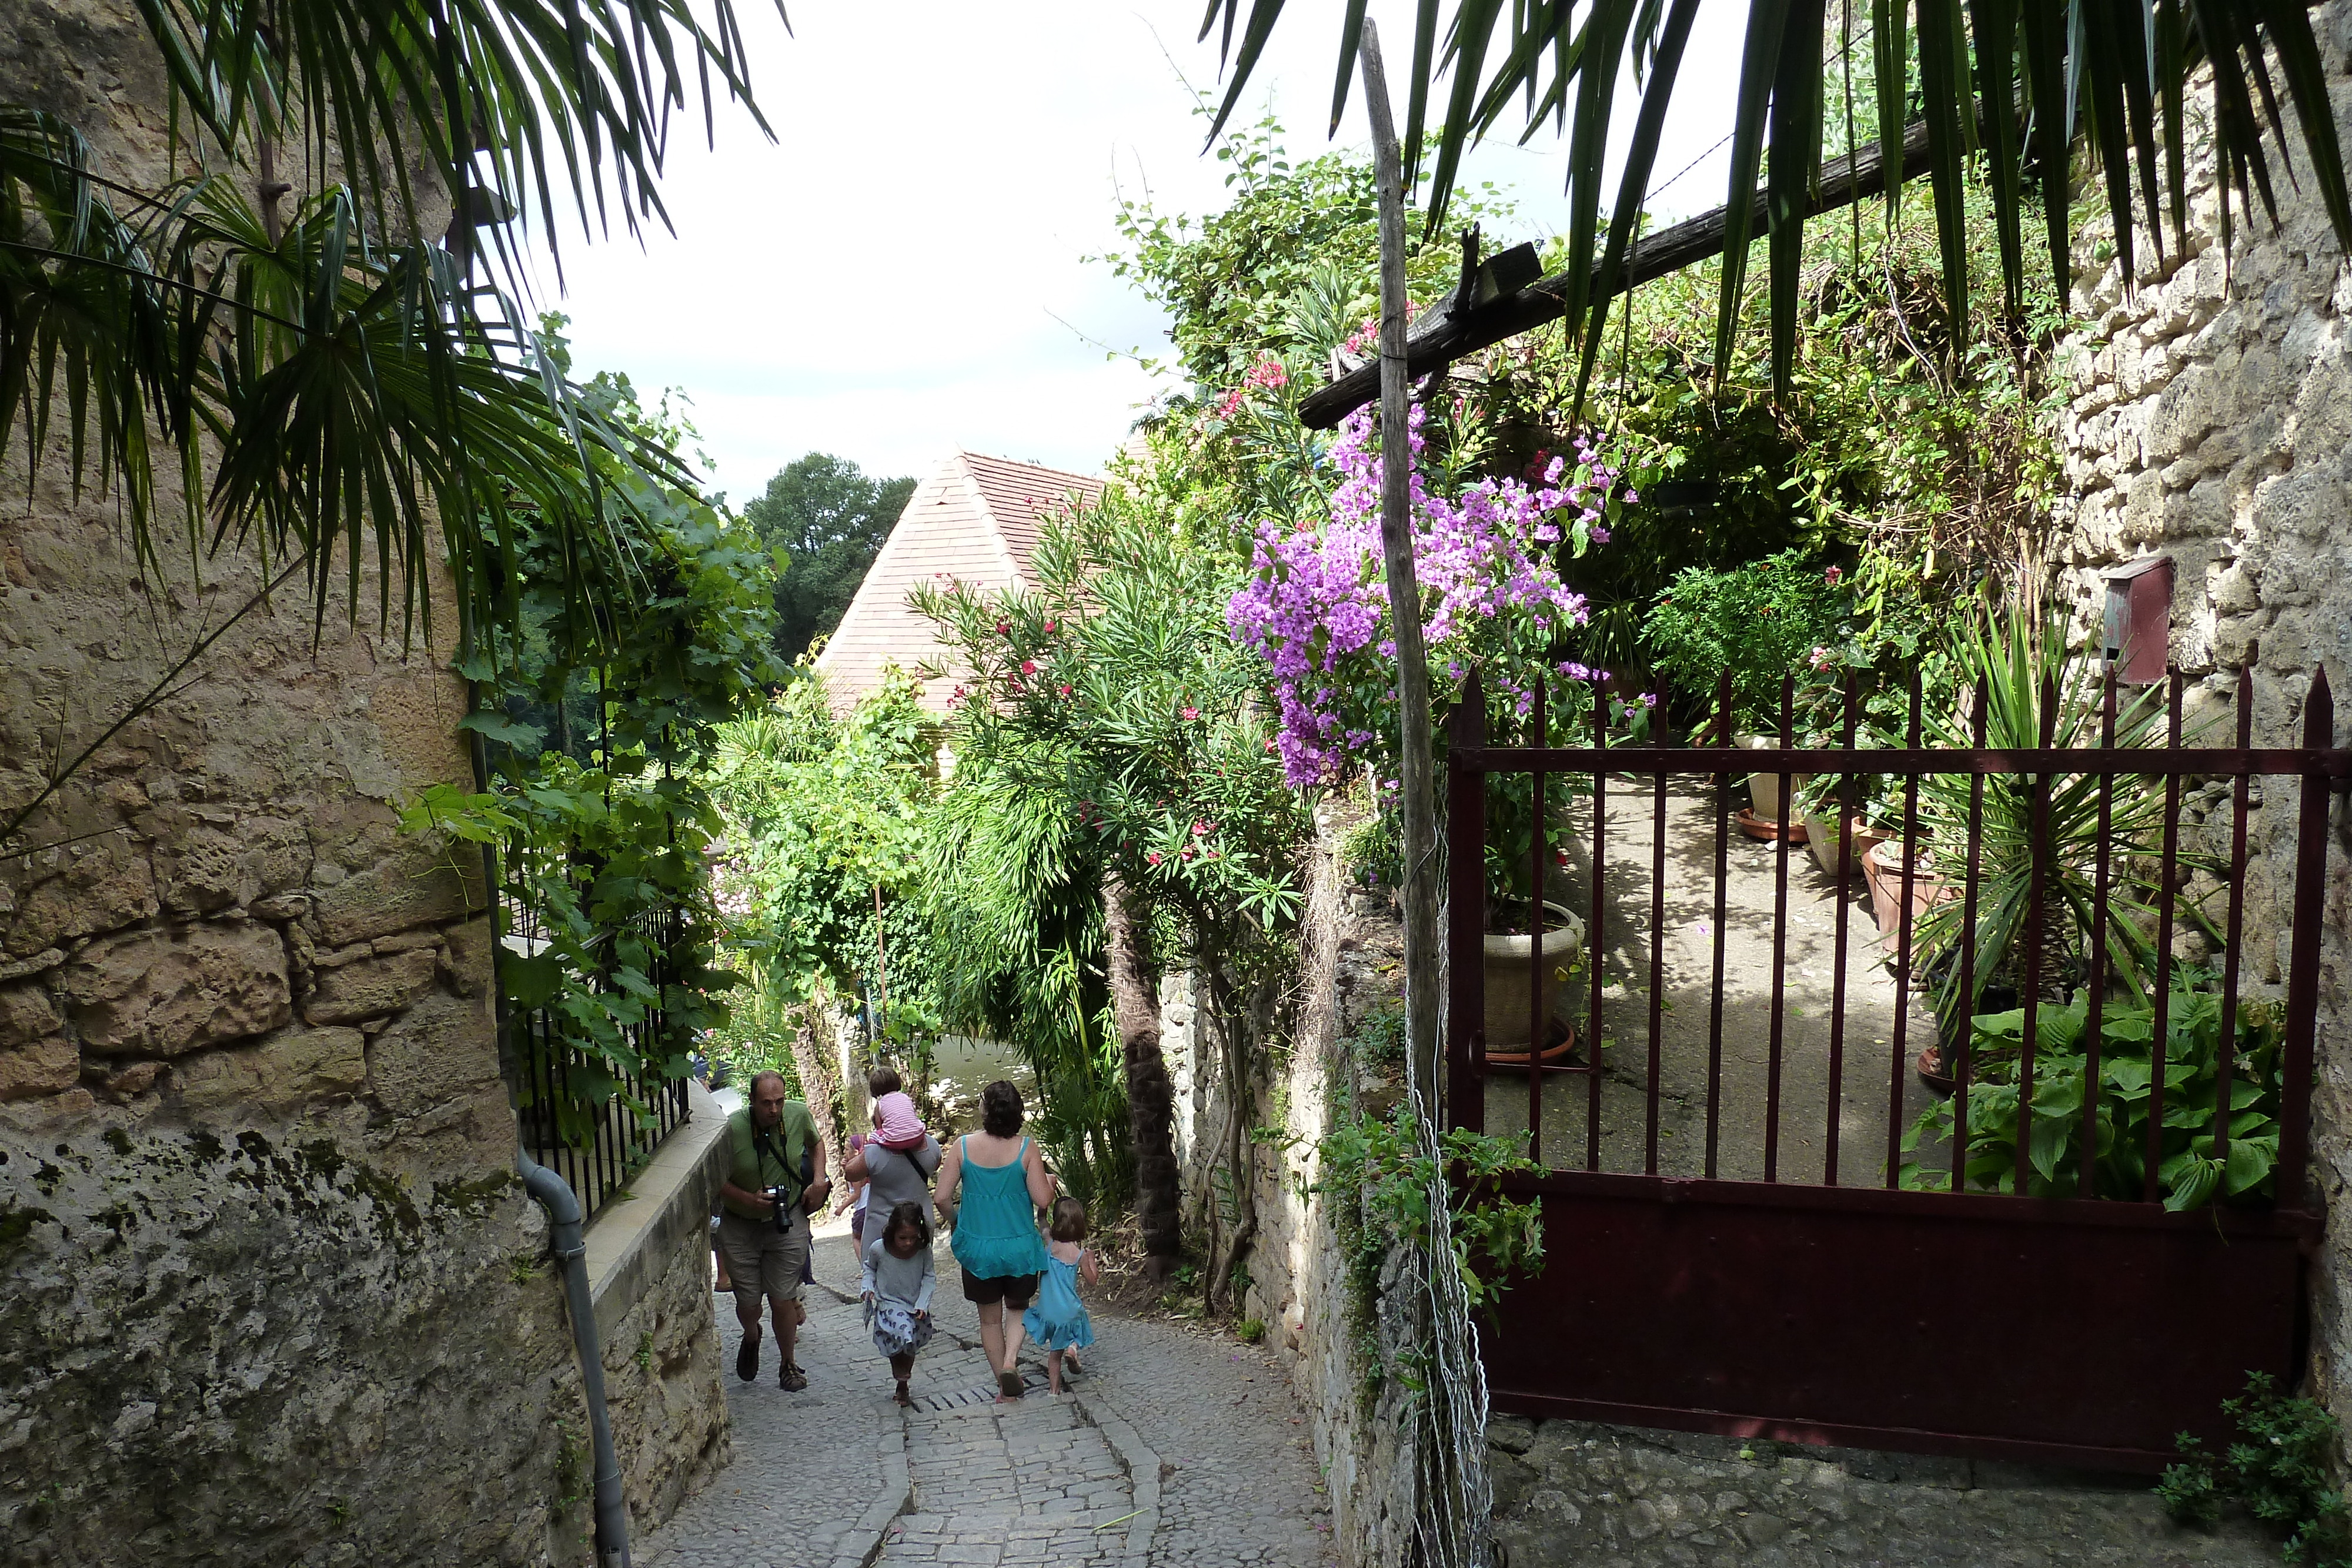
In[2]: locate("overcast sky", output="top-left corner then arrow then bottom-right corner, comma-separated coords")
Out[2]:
530,2 -> 1748,507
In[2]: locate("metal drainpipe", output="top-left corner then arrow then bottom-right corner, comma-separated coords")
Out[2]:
518,1148 -> 632,1568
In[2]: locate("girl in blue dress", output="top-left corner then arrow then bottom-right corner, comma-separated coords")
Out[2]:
1024,1197 -> 1099,1395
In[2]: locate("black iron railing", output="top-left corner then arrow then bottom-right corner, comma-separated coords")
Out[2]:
505,902 -> 696,1219
514,1010 -> 693,1219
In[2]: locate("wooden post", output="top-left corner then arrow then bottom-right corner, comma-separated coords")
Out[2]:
1359,21 -> 1445,1118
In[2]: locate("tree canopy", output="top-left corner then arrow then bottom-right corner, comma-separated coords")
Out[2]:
741,453 -> 917,663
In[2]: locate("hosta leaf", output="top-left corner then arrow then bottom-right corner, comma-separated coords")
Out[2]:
2223,1138 -> 2276,1196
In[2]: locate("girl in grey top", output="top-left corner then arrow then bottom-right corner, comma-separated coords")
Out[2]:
861,1202 -> 937,1406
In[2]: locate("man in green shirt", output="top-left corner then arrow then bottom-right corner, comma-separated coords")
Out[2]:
717,1070 -> 830,1390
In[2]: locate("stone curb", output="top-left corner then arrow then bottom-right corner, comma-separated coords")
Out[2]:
1072,1389 -> 1162,1568
827,1409 -> 911,1568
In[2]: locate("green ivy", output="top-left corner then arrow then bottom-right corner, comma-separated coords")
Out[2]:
2159,1373 -> 2352,1565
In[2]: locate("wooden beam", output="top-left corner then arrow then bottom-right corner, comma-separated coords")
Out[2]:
1297,116 -> 1939,429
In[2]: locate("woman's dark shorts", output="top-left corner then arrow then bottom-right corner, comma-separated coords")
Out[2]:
961,1270 -> 1039,1309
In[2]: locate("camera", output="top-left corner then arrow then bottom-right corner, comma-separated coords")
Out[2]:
763,1186 -> 795,1232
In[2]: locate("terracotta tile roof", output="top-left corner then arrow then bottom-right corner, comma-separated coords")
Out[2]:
813,452 -> 1104,715
959,451 -> 1102,569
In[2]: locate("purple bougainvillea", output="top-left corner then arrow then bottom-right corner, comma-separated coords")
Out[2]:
1226,404 -> 1625,788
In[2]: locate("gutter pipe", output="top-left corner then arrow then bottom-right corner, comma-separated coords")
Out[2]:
519,1147 -> 633,1568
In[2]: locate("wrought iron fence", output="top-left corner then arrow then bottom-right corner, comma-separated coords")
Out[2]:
1444,658 -> 2341,1203
505,902 -> 695,1219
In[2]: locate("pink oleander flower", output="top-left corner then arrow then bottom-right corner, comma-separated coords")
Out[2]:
1824,566 -> 1842,585
1058,683 -> 1073,697
1020,660 -> 1037,676
1181,706 -> 1200,721
1146,851 -> 1163,866
996,620 -> 1011,636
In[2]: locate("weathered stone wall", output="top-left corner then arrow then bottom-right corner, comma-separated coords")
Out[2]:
587,1082 -> 734,1529
1487,1417 -> 2277,1567
0,453 -> 603,1568
2047,1 -> 2352,1432
0,5 -> 657,1563
1164,803 -> 1421,1567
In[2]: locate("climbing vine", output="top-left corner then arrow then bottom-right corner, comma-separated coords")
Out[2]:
402,330 -> 784,1143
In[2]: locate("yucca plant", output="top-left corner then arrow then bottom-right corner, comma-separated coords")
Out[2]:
1911,607 -> 2173,1042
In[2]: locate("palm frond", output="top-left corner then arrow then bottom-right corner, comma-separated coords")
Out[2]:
131,0 -> 787,278
2,124 -> 681,653
1202,0 -> 2352,402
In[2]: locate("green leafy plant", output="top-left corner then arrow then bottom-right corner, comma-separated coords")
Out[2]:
1899,990 -> 2282,1209
1641,550 -> 1853,737
1318,1105 -> 1545,1316
1345,1000 -> 1410,1073
2159,1373 -> 2352,1564
1237,1317 -> 1267,1345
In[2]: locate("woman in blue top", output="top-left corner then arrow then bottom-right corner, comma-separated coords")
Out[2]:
934,1079 -> 1057,1402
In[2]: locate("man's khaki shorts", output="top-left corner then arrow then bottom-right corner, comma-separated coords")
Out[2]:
716,1208 -> 809,1309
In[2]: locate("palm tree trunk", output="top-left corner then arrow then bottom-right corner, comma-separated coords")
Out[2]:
1103,875 -> 1180,1276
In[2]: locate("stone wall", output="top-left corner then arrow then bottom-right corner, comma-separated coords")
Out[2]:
2047,0 -> 2352,1430
0,456 -> 601,1567
1487,1418 -> 2277,1567
0,5 -> 699,1563
1163,803 -> 1422,1567
586,1082 -> 735,1529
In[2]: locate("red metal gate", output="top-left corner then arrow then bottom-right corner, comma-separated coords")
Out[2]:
1442,661 -> 2343,1468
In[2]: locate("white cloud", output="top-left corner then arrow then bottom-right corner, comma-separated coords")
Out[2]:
529,1 -> 1749,503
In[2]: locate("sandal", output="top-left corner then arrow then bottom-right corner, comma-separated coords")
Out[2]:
996,1369 -> 1025,1402
780,1363 -> 808,1392
894,1379 -> 913,1407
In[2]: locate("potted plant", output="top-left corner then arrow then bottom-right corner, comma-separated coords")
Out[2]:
1481,901 -> 1586,1057
1642,551 -> 1853,839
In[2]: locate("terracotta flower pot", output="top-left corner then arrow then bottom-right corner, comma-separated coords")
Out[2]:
1860,838 -> 1956,952
1798,813 -> 1888,882
1483,903 -> 1586,1049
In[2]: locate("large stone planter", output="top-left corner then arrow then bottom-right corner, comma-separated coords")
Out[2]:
1739,733 -> 1812,823
1482,904 -> 1586,1049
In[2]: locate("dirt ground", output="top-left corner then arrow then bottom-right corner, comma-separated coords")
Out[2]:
1484,777 -> 1950,1186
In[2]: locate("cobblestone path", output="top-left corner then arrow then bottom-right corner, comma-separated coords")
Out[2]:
639,1225 -> 1337,1568
880,1394 -> 1130,1566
